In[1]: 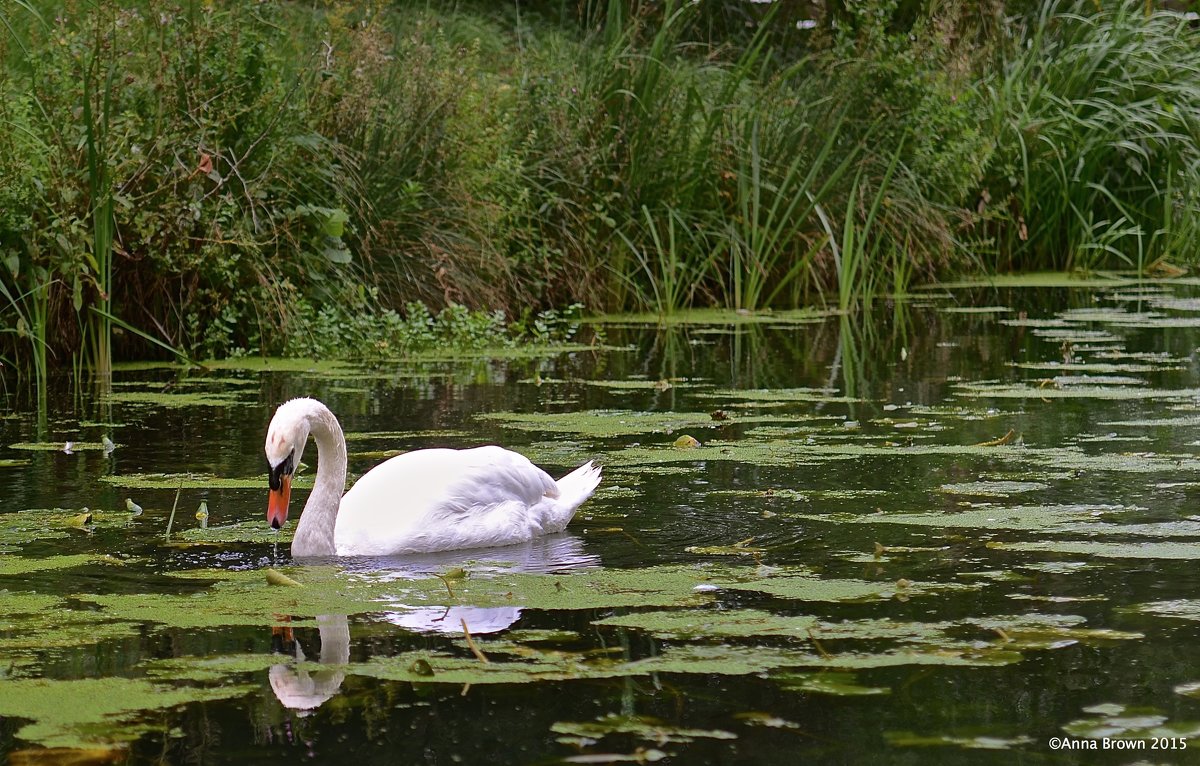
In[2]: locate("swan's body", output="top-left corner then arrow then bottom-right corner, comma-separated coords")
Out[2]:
265,398 -> 601,557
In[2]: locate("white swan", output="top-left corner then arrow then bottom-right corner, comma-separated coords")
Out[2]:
264,397 -> 602,557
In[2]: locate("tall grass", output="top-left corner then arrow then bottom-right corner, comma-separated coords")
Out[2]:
723,107 -> 856,310
3,0 -> 1200,388
81,21 -> 115,378
981,1 -> 1200,273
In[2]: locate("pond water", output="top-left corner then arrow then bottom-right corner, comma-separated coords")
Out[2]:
5,277 -> 1200,764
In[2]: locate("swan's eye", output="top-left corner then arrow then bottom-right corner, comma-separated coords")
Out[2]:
268,449 -> 295,490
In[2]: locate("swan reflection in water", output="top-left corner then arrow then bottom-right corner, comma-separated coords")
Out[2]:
269,533 -> 597,712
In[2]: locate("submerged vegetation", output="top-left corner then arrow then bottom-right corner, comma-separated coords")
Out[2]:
2,0 -> 1200,382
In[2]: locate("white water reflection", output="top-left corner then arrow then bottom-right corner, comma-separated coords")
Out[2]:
269,533 -> 596,712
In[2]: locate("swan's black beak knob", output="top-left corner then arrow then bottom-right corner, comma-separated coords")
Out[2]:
268,451 -> 295,530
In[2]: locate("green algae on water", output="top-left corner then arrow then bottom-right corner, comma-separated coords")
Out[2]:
799,504 -> 1133,534
0,677 -> 253,749
477,409 -> 753,438
1062,703 -> 1200,740
551,715 -> 737,745
938,481 -> 1050,497
586,308 -> 832,327
78,564 -> 733,630
957,382 -> 1200,401
177,521 -> 294,545
101,472 -> 314,490
102,391 -> 248,408
0,553 -> 127,577
9,441 -> 117,452
990,541 -> 1200,559
0,508 -> 137,548
884,731 -> 1035,750
718,572 -> 976,602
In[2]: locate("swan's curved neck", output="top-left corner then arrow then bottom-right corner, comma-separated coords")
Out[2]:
292,402 -> 347,557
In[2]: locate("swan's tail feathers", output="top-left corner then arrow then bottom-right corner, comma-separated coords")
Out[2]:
550,461 -> 602,529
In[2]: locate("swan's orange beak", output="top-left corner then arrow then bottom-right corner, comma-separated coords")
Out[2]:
268,475 -> 291,530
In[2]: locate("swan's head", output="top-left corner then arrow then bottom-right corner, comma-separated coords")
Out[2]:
265,399 -> 314,530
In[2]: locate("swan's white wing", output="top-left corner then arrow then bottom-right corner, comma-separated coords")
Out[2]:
334,446 -> 561,555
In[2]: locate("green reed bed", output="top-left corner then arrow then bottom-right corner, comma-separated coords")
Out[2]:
981,1 -> 1200,273
2,1 -> 1200,388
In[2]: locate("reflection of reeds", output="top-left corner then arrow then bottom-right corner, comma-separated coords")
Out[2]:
0,276 -> 50,408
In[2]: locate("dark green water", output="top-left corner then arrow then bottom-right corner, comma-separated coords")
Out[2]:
4,280 -> 1200,765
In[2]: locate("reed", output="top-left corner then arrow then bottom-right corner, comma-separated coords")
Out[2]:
81,21 -> 115,378
982,1 -> 1200,272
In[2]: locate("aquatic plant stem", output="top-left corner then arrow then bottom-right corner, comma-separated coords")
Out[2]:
164,481 -> 182,541
461,619 -> 489,664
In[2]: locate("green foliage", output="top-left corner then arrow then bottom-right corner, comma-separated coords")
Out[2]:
980,1 -> 1200,273
3,0 -> 1200,381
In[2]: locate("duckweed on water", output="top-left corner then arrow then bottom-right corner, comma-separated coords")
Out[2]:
0,553 -> 126,577
198,357 -> 362,374
883,731 -> 1035,750
77,564 -> 731,629
0,508 -> 136,548
1062,704 -> 1200,740
799,504 -> 1133,534
102,391 -> 249,408
956,382 -> 1200,401
477,410 -> 760,438
550,715 -> 737,745
67,562 -> 990,637
1127,600 -> 1200,622
990,541 -> 1200,559
718,572 -> 976,602
938,481 -> 1050,497
347,640 -> 1020,688
8,441 -> 116,452
699,388 -> 865,404
592,609 -> 1140,650
100,473 -> 314,490
928,272 -> 1139,289
587,308 -> 832,327
776,671 -> 890,696
0,677 -> 253,749
0,597 -> 141,659
176,521 -> 293,545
